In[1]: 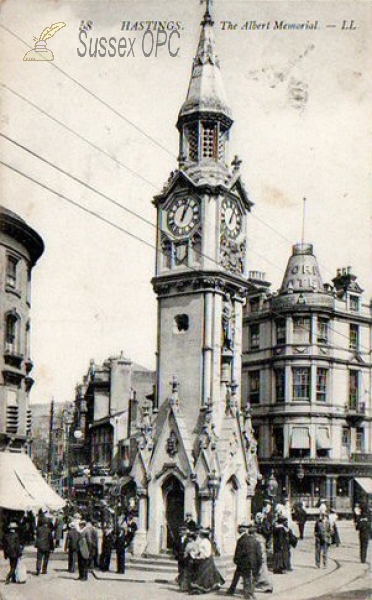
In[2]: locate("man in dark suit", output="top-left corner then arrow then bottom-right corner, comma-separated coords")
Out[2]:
226,522 -> 262,600
183,512 -> 197,533
3,522 -> 22,584
35,516 -> 54,575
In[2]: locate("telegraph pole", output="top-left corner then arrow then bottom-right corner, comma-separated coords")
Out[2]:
47,399 -> 54,483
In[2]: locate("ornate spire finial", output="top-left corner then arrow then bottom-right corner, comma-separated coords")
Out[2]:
200,0 -> 214,26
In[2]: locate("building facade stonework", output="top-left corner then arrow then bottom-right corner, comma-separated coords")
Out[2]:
0,207 -> 44,452
131,7 -> 259,556
243,243 -> 372,512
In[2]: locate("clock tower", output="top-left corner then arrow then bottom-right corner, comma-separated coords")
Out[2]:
132,4 -> 259,556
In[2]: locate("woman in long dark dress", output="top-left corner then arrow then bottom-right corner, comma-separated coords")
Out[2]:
272,516 -> 288,574
188,529 -> 225,595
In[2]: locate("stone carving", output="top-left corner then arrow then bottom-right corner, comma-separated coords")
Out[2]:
222,293 -> 234,350
220,234 -> 246,275
226,380 -> 238,416
166,431 -> 178,457
199,398 -> 217,450
137,399 -> 154,452
242,404 -> 259,488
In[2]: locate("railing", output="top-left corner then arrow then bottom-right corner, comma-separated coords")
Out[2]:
351,453 -> 372,462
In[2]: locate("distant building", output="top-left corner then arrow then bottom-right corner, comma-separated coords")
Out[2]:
243,243 -> 372,512
31,401 -> 70,483
74,353 -> 155,478
0,206 -> 44,452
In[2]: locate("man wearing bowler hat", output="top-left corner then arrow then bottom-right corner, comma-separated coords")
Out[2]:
226,521 -> 262,600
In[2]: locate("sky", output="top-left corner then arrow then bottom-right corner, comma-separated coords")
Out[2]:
1,0 -> 371,405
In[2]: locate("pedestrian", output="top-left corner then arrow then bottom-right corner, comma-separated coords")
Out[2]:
254,514 -> 273,594
356,507 -> 370,564
115,526 -> 127,574
188,528 -> 225,594
329,509 -> 341,547
100,526 -> 115,571
292,502 -> 308,540
54,511 -> 64,548
314,512 -> 331,568
283,518 -> 297,571
175,526 -> 190,591
84,518 -> 99,569
226,522 -> 262,599
125,513 -> 138,553
3,522 -> 22,585
64,521 -> 79,573
183,512 -> 198,533
76,519 -> 90,581
272,516 -> 288,574
35,515 -> 54,575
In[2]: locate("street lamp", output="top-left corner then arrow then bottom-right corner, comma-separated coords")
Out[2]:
63,407 -> 74,499
266,470 -> 279,512
208,470 -> 221,555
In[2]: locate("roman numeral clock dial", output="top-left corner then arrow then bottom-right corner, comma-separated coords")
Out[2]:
221,198 -> 242,239
167,196 -> 200,237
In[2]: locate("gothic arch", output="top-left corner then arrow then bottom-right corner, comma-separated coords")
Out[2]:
162,474 -> 185,551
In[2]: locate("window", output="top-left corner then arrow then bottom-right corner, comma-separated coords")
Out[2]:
272,427 -> 284,456
349,324 -> 359,351
316,368 -> 328,402
173,314 -> 189,333
5,313 -> 19,354
186,125 -> 198,162
342,426 -> 350,447
201,122 -> 216,159
249,370 -> 260,404
250,298 -> 260,313
317,318 -> 329,344
6,256 -> 18,288
349,370 -> 359,409
293,317 -> 311,344
276,319 -> 286,345
356,428 -> 365,453
249,324 -> 260,350
292,367 -> 310,401
275,369 -> 285,402
349,295 -> 359,313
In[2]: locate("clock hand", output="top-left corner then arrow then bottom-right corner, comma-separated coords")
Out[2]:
229,211 -> 235,225
180,205 -> 188,222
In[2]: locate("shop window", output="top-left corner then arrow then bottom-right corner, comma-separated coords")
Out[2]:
356,428 -> 365,453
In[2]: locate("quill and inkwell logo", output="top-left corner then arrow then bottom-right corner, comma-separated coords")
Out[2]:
23,22 -> 66,61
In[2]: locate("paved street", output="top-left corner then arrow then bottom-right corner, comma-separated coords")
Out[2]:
0,522 -> 370,600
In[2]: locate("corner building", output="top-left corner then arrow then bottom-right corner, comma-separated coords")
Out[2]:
131,7 -> 259,555
243,243 -> 372,512
0,207 -> 44,452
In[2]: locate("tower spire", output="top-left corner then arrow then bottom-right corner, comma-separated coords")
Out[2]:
177,0 -> 233,173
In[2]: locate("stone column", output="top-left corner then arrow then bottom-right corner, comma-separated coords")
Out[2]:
202,292 -> 213,407
199,491 -> 212,528
133,488 -> 148,556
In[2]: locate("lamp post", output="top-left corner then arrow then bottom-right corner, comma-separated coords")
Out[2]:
266,470 -> 279,514
208,470 -> 221,555
63,407 -> 74,499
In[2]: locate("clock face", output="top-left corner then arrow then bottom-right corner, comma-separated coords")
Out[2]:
167,196 -> 200,237
221,198 -> 242,238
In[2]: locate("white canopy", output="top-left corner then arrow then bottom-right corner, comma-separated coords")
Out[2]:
0,451 -> 65,511
355,477 -> 372,495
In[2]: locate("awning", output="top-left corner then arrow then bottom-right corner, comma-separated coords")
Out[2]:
0,451 -> 65,511
355,477 -> 372,495
291,427 -> 310,449
316,427 -> 331,450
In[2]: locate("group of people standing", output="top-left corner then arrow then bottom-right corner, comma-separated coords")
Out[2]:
64,512 -> 138,579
